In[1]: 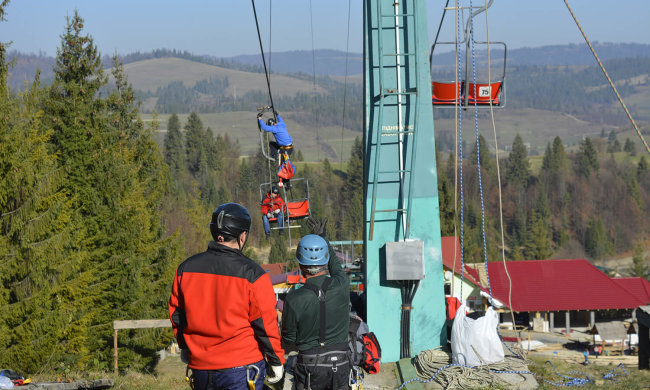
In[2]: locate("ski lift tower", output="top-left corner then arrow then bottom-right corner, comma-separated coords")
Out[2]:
364,0 -> 446,362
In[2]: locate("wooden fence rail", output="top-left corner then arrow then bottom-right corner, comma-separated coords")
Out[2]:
113,319 -> 172,373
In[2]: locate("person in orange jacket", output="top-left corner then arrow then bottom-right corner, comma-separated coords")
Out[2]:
261,186 -> 286,238
169,203 -> 285,389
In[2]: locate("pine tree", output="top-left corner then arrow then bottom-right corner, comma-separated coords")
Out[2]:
624,138 -> 636,155
342,137 -> 363,240
0,51 -> 76,371
505,134 -> 530,189
638,156 -> 649,177
525,204 -> 552,261
185,112 -> 205,174
575,137 -> 599,178
585,217 -> 610,259
628,245 -> 649,279
551,136 -> 567,173
437,151 -> 455,236
469,134 -> 492,172
164,113 -> 185,172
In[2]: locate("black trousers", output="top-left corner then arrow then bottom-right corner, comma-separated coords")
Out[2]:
293,349 -> 350,390
269,142 -> 294,163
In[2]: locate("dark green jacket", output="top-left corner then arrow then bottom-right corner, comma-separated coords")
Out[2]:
281,246 -> 350,351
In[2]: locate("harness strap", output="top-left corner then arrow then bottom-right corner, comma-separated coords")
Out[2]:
301,277 -> 333,347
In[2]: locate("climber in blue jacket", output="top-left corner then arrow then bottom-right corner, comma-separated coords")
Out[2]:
258,112 -> 295,188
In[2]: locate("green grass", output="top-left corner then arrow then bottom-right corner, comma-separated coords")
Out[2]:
143,111 -> 360,162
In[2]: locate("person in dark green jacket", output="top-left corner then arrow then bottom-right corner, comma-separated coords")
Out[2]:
281,219 -> 351,390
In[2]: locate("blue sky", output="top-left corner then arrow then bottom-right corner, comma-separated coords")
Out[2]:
1,1 -> 649,58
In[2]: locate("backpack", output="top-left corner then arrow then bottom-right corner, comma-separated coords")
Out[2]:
348,315 -> 382,374
277,156 -> 295,180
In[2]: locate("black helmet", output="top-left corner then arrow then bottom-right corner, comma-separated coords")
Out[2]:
210,203 -> 251,240
266,118 -> 276,126
271,186 -> 280,195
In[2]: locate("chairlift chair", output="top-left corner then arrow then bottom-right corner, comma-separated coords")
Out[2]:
429,0 -> 507,108
430,41 -> 506,108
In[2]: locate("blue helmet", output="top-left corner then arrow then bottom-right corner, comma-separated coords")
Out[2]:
296,234 -> 329,266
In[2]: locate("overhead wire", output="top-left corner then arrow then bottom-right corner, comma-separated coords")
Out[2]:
308,0 -> 321,162
339,0 -> 352,168
251,0 -> 276,112
266,0 -> 274,186
563,0 -> 649,156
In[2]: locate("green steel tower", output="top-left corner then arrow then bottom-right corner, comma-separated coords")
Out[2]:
364,0 -> 446,362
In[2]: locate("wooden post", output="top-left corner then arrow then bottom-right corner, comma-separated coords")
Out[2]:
114,329 -> 118,374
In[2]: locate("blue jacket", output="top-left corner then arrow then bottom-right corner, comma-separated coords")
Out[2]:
258,115 -> 293,146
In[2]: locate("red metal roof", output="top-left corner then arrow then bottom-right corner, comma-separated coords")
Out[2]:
612,277 -> 650,305
441,236 -> 462,274
261,262 -> 287,276
442,236 -> 643,312
483,259 -> 644,312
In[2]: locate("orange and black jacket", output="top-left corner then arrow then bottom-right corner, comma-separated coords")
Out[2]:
169,242 -> 285,370
260,194 -> 286,215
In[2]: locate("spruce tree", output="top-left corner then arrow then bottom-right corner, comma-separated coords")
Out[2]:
164,113 -> 185,172
505,134 -> 530,189
184,112 -> 205,174
0,45 -> 76,371
575,137 -> 599,178
342,137 -> 363,240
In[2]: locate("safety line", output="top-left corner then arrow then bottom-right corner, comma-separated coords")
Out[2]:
563,0 -> 650,156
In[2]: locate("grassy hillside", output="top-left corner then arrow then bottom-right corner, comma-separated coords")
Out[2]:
113,57 -> 326,95
433,107 -> 649,155
143,111 -> 360,162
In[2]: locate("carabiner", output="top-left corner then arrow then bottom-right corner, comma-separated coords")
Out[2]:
246,364 -> 260,390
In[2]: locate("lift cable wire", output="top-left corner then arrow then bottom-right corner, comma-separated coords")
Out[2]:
251,0 -> 276,114
339,0 -> 352,167
563,0 -> 650,156
308,0 -> 321,162
266,0 -> 274,186
483,0 -> 519,344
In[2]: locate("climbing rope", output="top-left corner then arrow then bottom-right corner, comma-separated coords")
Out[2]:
483,0 -> 519,344
563,0 -> 650,156
450,0 -> 460,302
469,0 -> 494,304
456,0 -> 466,302
398,347 -> 629,389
